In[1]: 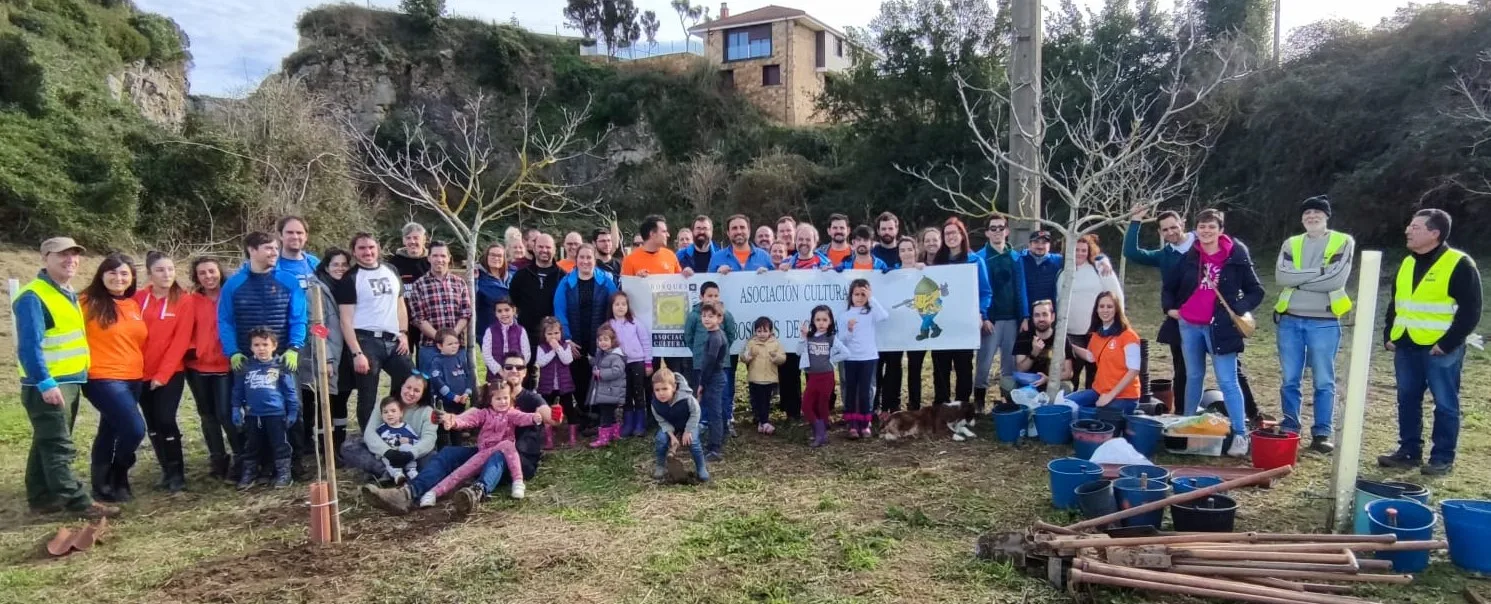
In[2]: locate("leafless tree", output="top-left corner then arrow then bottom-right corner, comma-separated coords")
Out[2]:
1447,50 -> 1491,196
900,33 -> 1251,399
347,91 -> 611,363
678,151 -> 729,216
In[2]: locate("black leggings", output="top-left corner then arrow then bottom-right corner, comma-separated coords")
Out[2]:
186,370 -> 237,462
779,354 -> 802,419
1069,333 -> 1096,390
905,351 -> 927,410
932,350 -> 973,406
624,361 -> 647,411
139,373 -> 186,456
748,382 -> 776,425
877,351 -> 904,413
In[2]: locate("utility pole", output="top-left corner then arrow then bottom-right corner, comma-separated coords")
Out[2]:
1273,0 -> 1282,66
1009,0 -> 1043,241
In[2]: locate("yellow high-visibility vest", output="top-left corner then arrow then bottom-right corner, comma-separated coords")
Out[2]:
14,278 -> 90,381
1390,248 -> 1468,346
1274,231 -> 1354,317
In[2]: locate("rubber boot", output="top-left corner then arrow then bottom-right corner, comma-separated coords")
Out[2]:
208,455 -> 229,482
590,425 -> 615,449
620,410 -> 636,437
112,464 -> 135,503
90,463 -> 117,503
224,455 -> 241,486
273,458 -> 293,489
631,409 -> 646,436
149,434 -> 169,491
162,437 -> 187,493
973,388 -> 988,415
543,426 -> 555,450
568,425 -> 580,448
237,458 -> 260,490
332,425 -> 348,452
811,420 -> 828,448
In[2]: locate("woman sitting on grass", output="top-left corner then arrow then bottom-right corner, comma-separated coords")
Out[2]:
339,374 -> 438,483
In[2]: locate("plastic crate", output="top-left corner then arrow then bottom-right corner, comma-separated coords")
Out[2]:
1163,433 -> 1225,456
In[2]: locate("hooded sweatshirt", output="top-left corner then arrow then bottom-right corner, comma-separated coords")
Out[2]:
232,357 -> 300,420
607,317 -> 653,367
1179,235 -> 1234,325
135,289 -> 194,385
185,290 -> 231,374
362,401 -> 439,459
651,374 -> 700,436
83,295 -> 147,381
447,405 -> 539,450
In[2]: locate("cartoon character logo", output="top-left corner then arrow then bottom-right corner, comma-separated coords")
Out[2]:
894,276 -> 950,340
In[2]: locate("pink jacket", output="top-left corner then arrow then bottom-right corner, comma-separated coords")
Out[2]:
607,318 -> 653,366
449,406 -> 539,450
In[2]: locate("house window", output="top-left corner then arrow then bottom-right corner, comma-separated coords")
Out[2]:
725,24 -> 772,61
835,37 -> 845,57
815,31 -> 825,68
719,69 -> 735,91
762,64 -> 781,86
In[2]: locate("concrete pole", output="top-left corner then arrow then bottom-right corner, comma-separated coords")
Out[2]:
1273,0 -> 1282,66
1009,0 -> 1043,240
1327,250 -> 1382,533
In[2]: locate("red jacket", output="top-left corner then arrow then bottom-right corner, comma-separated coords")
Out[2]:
134,289 -> 194,384
184,291 -> 230,374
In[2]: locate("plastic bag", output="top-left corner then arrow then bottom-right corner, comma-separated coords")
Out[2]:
1167,413 -> 1230,436
1089,438 -> 1153,465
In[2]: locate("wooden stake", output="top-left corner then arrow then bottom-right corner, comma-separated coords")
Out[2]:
310,289 -> 342,543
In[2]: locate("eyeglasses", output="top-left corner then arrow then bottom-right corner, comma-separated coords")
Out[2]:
502,364 -> 526,371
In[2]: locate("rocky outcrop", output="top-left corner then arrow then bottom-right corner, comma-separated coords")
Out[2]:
287,47 -> 462,133
107,60 -> 189,130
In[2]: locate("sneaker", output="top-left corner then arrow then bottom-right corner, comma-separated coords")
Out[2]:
705,451 -> 724,463
1226,434 -> 1250,458
510,480 -> 526,499
1421,460 -> 1454,476
1309,436 -> 1335,454
847,428 -> 861,440
418,491 -> 437,508
862,424 -> 873,439
756,424 -> 765,434
1377,450 -> 1421,469
653,464 -> 666,480
77,501 -> 122,520
762,422 -> 775,435
406,469 -> 418,481
360,484 -> 413,516
728,426 -> 738,438
453,485 -> 484,517
391,471 -> 407,486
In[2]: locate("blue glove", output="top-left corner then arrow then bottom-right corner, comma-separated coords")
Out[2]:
286,412 -> 299,427
232,407 -> 245,427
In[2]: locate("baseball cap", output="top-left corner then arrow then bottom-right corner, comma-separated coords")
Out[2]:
39,237 -> 85,255
1029,231 -> 1053,243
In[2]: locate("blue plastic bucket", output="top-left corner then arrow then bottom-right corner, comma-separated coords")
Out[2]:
1047,457 -> 1103,510
993,404 -> 1029,443
1172,475 -> 1225,495
1113,476 -> 1172,529
1077,406 -> 1100,422
1354,480 -> 1408,535
1366,499 -> 1436,572
1383,481 -> 1431,504
1118,464 -> 1172,484
1071,420 -> 1115,460
1124,416 -> 1165,459
1442,500 -> 1491,574
1033,406 -> 1074,445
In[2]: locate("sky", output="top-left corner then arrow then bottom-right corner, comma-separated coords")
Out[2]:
134,0 -> 1470,96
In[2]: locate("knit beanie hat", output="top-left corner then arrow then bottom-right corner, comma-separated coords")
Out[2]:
1301,195 -> 1331,217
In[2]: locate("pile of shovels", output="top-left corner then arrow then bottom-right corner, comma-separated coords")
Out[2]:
977,465 -> 1449,603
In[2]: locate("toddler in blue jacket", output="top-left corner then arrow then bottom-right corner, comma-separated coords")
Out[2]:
233,327 -> 300,490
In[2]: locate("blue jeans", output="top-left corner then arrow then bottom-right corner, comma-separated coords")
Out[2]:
654,426 -> 706,475
409,445 -> 477,498
976,319 -> 1021,392
842,359 -> 878,419
698,369 -> 727,453
724,357 -> 737,427
479,451 -> 512,492
241,415 -> 292,464
1394,345 -> 1465,464
1066,389 -> 1139,415
83,379 -> 146,470
1276,315 -> 1341,438
1179,321 -> 1247,436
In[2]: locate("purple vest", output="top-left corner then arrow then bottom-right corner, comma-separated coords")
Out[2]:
487,321 -> 525,367
537,343 -> 576,395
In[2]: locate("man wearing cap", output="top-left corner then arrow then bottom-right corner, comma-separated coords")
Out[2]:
1020,231 -> 1063,322
15,238 -> 120,518
1274,196 -> 1355,454
1378,209 -> 1481,476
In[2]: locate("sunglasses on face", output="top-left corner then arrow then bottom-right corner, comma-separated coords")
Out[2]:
987,225 -> 1007,231
503,364 -> 526,371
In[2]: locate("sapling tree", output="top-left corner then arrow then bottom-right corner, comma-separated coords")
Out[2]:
901,31 -> 1252,399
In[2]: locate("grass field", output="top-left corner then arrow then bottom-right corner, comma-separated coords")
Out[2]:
0,249 -> 1487,603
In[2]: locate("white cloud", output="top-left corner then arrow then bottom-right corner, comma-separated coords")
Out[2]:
135,0 -> 1467,96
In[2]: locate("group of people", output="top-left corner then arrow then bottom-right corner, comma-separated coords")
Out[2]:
15,200 -> 1480,521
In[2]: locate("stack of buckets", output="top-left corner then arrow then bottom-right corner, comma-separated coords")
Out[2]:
1112,467 -> 1172,529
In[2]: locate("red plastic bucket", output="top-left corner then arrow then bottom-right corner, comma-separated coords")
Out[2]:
1250,429 -> 1300,470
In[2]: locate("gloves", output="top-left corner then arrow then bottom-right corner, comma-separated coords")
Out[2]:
231,353 -> 247,371
384,449 -> 414,467
287,412 -> 299,427
281,349 -> 299,370
232,407 -> 245,428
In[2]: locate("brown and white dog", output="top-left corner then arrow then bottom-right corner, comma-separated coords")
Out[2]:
879,401 -> 979,442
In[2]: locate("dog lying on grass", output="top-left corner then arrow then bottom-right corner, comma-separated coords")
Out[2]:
878,400 -> 979,442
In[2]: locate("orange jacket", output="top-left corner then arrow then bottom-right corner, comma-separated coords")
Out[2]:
621,247 -> 681,276
133,290 -> 195,383
83,295 -> 148,381
1089,327 -> 1142,400
185,291 -> 230,373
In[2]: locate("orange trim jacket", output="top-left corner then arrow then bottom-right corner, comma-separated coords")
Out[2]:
134,290 -> 195,384
83,295 -> 148,381
185,291 -> 230,373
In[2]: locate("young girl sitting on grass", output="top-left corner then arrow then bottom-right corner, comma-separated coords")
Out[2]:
587,325 -> 628,448
606,291 -> 652,438
798,305 -> 848,448
535,316 -> 577,448
426,381 -> 544,507
840,279 -> 889,439
740,316 -> 786,435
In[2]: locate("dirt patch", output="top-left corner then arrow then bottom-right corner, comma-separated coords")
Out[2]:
160,542 -> 370,603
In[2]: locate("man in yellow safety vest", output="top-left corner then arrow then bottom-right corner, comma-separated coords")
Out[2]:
14,238 -> 120,518
1378,209 -> 1482,476
1273,196 -> 1355,454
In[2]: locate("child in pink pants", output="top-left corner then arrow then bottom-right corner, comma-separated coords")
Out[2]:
419,383 -> 542,506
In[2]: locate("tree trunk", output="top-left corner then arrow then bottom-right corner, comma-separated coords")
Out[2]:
467,240 -> 481,374
1045,228 -> 1080,401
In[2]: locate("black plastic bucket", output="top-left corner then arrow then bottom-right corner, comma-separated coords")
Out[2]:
1076,479 -> 1117,519
1171,495 -> 1239,532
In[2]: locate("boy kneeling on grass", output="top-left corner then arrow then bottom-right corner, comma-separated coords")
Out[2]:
651,367 -> 709,483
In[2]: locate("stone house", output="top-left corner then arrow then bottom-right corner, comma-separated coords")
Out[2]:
688,3 -> 872,126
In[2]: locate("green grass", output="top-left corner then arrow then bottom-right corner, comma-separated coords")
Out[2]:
0,271 -> 1488,603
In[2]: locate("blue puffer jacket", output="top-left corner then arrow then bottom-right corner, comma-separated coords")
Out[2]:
474,267 -> 511,342
553,269 -> 619,347
218,265 -> 307,357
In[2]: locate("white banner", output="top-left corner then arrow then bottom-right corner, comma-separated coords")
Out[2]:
621,264 -> 981,357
